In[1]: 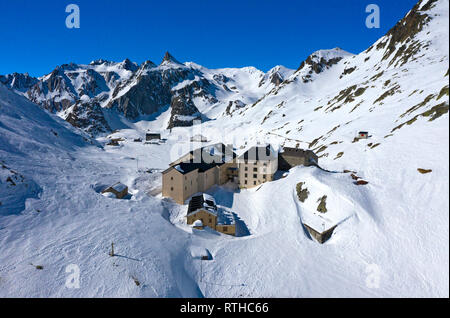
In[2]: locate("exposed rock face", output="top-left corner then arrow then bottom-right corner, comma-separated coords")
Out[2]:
167,95 -> 202,128
225,100 -> 246,116
161,51 -> 183,65
64,100 -> 111,135
0,50 -> 290,135
106,56 -> 217,127
26,62 -> 115,113
295,48 -> 353,83
0,72 -> 38,93
374,0 -> 438,67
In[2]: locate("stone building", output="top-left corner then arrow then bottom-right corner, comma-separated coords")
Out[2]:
237,145 -> 278,189
162,143 -> 237,204
278,147 -> 318,171
102,182 -> 128,199
303,223 -> 337,244
186,193 -> 236,236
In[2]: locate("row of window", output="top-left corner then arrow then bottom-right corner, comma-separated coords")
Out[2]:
243,173 -> 267,179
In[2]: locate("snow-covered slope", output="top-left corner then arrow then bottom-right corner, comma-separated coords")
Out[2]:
0,83 -> 204,297
0,0 -> 448,298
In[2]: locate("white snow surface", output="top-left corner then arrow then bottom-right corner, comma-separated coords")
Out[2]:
0,0 -> 448,298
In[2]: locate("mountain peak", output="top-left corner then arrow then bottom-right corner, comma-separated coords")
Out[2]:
295,47 -> 353,79
119,58 -> 138,71
161,51 -> 182,65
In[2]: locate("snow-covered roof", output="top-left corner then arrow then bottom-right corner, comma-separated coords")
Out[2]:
174,165 -> 184,173
187,193 -> 217,216
111,182 -> 127,192
217,209 -> 235,226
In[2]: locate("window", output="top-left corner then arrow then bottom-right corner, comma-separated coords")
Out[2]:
254,181 -> 257,185
223,226 -> 228,232
253,174 -> 257,178
245,173 -> 248,178
245,167 -> 248,171
171,177 -> 173,180
171,187 -> 174,191
263,175 -> 267,179
245,180 -> 247,184
253,167 -> 257,172
209,218 -> 212,223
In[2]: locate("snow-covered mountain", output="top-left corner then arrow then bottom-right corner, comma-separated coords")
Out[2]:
0,0 -> 448,297
1,51 -> 292,135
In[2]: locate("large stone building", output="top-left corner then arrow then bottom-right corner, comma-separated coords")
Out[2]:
237,145 -> 278,189
163,143 -> 319,202
162,143 -> 237,204
278,147 -> 318,171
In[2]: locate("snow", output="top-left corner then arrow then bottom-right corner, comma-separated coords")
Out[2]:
0,0 -> 448,298
174,165 -> 184,173
216,209 -> 235,226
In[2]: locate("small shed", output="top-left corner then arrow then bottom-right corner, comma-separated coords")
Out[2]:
303,223 -> 337,244
107,138 -> 121,146
102,182 -> 128,199
146,132 -> 161,141
357,131 -> 369,139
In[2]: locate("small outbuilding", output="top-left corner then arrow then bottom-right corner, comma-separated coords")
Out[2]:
146,132 -> 161,141
303,222 -> 337,244
102,182 -> 128,199
357,131 -> 369,139
107,138 -> 121,146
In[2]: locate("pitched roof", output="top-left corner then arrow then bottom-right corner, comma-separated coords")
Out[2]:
217,209 -> 236,225
281,147 -> 317,158
238,144 -> 277,161
165,143 -> 237,175
187,193 -> 217,216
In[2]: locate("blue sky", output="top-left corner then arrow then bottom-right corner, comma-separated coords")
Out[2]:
0,0 -> 417,77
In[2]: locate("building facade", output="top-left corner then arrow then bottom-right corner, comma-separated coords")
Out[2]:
146,132 -> 161,141
278,147 -> 318,171
162,143 -> 237,204
237,145 -> 278,189
186,194 -> 236,236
